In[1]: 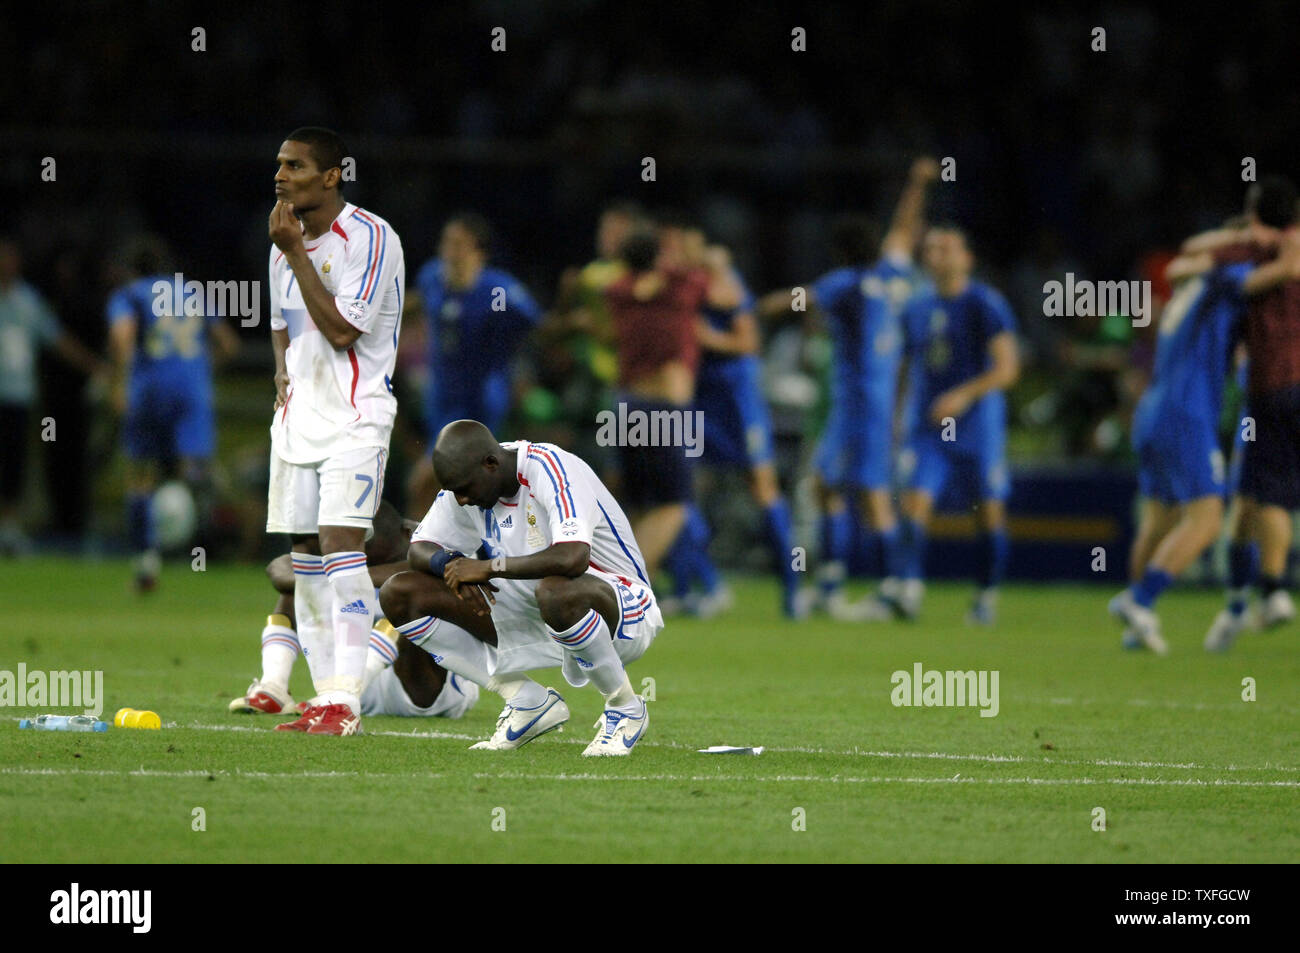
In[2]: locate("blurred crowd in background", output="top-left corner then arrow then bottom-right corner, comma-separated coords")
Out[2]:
2,1 -> 1296,564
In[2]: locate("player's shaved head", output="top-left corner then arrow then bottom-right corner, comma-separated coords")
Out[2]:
432,420 -> 514,508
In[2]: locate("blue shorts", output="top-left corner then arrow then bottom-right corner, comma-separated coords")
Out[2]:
696,361 -> 774,468
899,432 -> 1009,504
814,403 -> 892,490
123,378 -> 214,460
1135,422 -> 1225,504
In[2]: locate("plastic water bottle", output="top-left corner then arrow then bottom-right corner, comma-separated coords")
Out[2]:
18,714 -> 109,732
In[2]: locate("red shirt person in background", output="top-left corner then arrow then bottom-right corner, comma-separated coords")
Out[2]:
603,224 -> 739,574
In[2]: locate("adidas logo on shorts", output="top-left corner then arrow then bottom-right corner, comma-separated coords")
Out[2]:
340,599 -> 369,615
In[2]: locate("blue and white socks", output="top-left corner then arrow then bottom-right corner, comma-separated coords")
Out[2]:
291,553 -> 334,695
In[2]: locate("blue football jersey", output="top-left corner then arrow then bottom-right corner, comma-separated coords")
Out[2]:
811,257 -> 912,413
416,261 -> 541,403
901,280 -> 1017,449
105,275 -> 216,387
1132,265 -> 1248,445
700,269 -> 759,382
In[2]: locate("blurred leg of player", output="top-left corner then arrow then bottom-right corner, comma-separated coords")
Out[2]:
803,409 -> 898,621
696,356 -> 799,616
1113,427 -> 1224,654
661,503 -> 727,616
123,458 -> 161,592
1111,498 -> 1224,655
379,570 -> 566,749
753,463 -> 800,617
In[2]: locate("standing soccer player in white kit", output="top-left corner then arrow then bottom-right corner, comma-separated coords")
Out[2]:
265,127 -> 406,736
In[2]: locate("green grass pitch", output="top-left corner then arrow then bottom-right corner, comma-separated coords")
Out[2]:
2,558 -> 1298,863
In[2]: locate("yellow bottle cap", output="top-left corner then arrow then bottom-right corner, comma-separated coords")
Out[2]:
133,710 -> 161,730
114,708 -> 137,727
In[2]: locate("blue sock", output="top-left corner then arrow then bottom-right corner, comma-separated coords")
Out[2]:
663,530 -> 695,599
820,509 -> 852,594
126,492 -> 155,554
899,518 -> 928,580
763,499 -> 797,592
1227,542 -> 1259,616
880,525 -> 902,579
685,505 -> 720,593
977,530 -> 1009,589
1132,568 -> 1173,609
664,505 -> 720,597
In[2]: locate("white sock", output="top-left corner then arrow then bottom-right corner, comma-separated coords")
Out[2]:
486,674 -> 548,709
259,613 -> 299,697
292,554 -> 334,695
322,551 -> 373,711
363,619 -> 399,695
392,615 -> 546,705
548,608 -> 638,711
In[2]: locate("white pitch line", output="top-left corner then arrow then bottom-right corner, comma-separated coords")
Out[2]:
175,721 -> 1300,774
1,766 -> 1298,788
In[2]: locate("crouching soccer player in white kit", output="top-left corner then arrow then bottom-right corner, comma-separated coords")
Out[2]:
265,126 -> 406,736
380,419 -> 662,755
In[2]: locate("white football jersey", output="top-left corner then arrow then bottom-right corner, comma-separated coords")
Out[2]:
269,202 -> 405,464
413,439 -> 652,587
412,440 -> 653,674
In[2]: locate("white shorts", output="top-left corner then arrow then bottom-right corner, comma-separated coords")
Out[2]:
266,445 -> 388,535
359,665 -> 480,718
483,569 -> 662,683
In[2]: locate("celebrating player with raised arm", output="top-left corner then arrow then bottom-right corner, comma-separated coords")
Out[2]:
380,420 -> 661,756
264,127 -> 406,736
757,157 -> 938,621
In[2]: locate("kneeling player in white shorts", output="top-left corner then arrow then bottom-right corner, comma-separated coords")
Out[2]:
380,420 -> 663,756
231,501 -> 480,720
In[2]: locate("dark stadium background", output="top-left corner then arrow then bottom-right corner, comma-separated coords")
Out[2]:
4,1 -> 1297,581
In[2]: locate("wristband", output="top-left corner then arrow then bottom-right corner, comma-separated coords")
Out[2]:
428,549 -> 465,577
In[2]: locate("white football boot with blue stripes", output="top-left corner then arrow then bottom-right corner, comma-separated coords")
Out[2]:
469,688 -> 570,750
582,697 -> 649,756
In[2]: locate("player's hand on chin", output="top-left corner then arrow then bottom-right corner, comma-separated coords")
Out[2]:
268,200 -> 304,254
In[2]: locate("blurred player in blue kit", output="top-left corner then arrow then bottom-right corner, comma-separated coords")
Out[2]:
659,219 -> 800,617
761,158 -> 937,621
406,214 -> 541,514
106,236 -> 240,590
890,224 -> 1020,624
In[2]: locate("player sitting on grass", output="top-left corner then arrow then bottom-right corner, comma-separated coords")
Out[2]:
229,501 -> 478,719
380,420 -> 661,756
